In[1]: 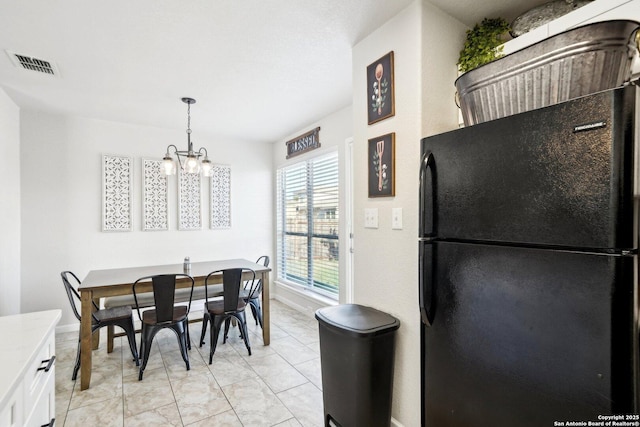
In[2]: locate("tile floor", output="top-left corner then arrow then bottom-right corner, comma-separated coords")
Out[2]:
55,300 -> 324,426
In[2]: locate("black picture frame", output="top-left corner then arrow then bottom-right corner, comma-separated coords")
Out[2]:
367,51 -> 395,125
368,133 -> 395,197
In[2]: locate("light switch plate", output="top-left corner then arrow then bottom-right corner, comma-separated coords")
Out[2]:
364,208 -> 378,228
392,207 -> 403,230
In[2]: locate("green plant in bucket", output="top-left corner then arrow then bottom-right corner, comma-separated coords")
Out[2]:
457,18 -> 511,74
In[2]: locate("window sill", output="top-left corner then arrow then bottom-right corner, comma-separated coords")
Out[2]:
273,280 -> 338,317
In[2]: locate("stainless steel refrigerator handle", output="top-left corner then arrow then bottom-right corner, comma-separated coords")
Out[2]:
419,243 -> 434,327
419,152 -> 435,237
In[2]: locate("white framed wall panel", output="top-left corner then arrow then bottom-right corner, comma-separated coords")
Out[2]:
102,154 -> 133,231
178,169 -> 202,230
210,164 -> 231,229
142,158 -> 169,231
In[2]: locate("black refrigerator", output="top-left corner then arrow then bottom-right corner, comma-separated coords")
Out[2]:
419,86 -> 639,426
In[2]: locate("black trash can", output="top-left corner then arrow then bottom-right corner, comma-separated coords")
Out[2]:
315,304 -> 400,427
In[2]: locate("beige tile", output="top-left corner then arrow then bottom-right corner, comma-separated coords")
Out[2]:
55,364 -> 77,395
222,377 -> 293,426
294,357 -> 323,390
306,340 -> 320,355
163,348 -> 208,381
68,362 -> 122,410
155,328 -> 190,354
124,402 -> 183,427
65,396 -> 123,427
270,336 -> 318,366
197,325 -> 246,360
246,353 -> 308,393
123,340 -> 163,378
265,323 -> 291,340
55,338 -> 80,366
208,353 -> 257,387
172,372 -> 232,425
185,409 -> 243,427
228,333 -> 277,360
273,419 -> 303,427
278,382 -> 324,427
284,322 -> 319,345
123,366 -> 175,418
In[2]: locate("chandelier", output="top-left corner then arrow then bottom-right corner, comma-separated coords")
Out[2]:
160,97 -> 212,176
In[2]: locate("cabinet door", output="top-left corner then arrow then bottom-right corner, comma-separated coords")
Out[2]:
0,383 -> 23,427
23,333 -> 55,427
24,368 -> 55,427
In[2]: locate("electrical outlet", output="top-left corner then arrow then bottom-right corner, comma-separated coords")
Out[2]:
364,208 -> 378,228
392,207 -> 403,230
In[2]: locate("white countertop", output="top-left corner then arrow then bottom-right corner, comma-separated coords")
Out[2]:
0,310 -> 61,410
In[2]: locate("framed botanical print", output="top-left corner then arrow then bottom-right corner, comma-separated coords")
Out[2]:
368,133 -> 395,197
367,51 -> 395,124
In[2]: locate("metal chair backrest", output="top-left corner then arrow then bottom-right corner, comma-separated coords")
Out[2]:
245,256 -> 269,298
256,255 -> 270,268
61,271 -> 100,323
206,268 -> 256,314
133,274 -> 194,323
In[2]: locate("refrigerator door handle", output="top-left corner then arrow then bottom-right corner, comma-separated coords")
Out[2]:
419,151 -> 436,238
419,242 -> 435,327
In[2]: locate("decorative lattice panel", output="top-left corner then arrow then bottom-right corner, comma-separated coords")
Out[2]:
210,164 -> 231,229
178,169 -> 202,230
102,154 -> 132,231
142,159 -> 168,231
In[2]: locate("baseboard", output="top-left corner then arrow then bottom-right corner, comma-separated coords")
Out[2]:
56,323 -> 79,334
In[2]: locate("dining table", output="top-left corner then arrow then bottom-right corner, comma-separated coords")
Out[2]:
79,258 -> 271,390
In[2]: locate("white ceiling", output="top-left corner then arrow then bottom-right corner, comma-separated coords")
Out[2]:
0,0 -> 549,143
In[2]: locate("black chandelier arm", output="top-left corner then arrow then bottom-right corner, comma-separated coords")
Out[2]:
164,144 -> 178,155
197,147 -> 208,158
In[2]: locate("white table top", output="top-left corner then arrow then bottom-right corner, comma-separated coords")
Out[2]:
0,309 -> 61,410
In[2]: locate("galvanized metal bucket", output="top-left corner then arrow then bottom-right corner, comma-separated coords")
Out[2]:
455,20 -> 640,126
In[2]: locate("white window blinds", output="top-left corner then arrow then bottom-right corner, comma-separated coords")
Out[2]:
276,152 -> 339,297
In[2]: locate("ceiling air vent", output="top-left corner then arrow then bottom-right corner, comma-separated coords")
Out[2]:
6,50 -> 59,76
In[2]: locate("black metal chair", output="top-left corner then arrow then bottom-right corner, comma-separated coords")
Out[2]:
61,271 -> 139,381
199,268 -> 255,364
133,274 -> 194,380
240,255 -> 270,328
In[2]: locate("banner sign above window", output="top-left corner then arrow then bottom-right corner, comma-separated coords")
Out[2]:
285,127 -> 321,159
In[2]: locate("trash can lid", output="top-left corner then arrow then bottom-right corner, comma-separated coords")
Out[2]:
315,304 -> 400,337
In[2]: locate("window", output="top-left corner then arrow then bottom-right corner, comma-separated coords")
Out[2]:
276,152 -> 339,298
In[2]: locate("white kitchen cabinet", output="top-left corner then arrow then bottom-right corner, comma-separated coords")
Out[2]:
0,310 -> 61,427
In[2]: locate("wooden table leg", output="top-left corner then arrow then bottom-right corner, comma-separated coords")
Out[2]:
262,271 -> 270,345
80,290 -> 93,390
92,297 -> 101,350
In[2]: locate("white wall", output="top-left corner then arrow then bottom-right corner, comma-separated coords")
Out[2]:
271,105 -> 353,313
20,110 -> 273,327
352,1 -> 466,426
0,88 -> 21,316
